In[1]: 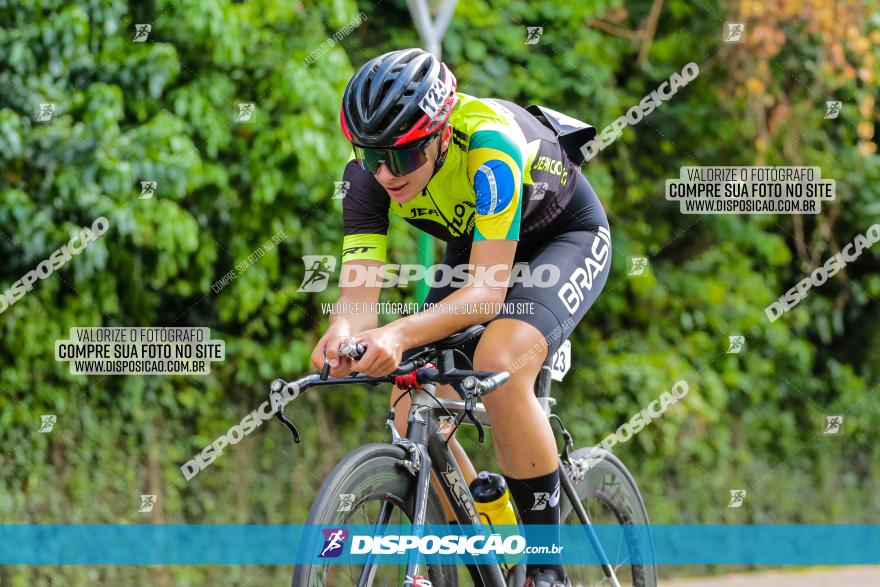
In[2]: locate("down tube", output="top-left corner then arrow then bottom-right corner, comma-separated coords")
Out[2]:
426,417 -> 507,587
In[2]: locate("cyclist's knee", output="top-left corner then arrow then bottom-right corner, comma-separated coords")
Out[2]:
474,348 -> 543,384
472,321 -> 547,381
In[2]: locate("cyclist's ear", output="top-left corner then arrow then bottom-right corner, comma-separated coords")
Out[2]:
440,123 -> 453,152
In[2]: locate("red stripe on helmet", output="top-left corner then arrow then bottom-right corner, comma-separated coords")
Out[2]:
340,107 -> 353,142
393,113 -> 433,145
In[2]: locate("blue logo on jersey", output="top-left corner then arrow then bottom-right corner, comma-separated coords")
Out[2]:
474,160 -> 515,215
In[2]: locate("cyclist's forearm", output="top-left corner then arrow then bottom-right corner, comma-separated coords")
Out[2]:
327,284 -> 381,333
388,285 -> 504,349
329,312 -> 378,333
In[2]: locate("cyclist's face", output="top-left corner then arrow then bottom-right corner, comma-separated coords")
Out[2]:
374,126 -> 452,203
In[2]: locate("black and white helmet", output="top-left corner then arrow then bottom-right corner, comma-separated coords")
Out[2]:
340,48 -> 457,147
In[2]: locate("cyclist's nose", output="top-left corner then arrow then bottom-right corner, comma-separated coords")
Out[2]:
374,163 -> 395,181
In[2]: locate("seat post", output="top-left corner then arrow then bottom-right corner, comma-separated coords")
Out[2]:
535,356 -> 553,399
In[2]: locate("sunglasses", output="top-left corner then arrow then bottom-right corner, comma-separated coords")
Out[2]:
353,133 -> 440,177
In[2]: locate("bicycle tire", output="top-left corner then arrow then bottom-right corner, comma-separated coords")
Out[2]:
292,443 -> 460,587
561,447 -> 658,587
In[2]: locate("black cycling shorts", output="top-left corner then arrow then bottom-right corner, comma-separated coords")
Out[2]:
406,171 -> 611,366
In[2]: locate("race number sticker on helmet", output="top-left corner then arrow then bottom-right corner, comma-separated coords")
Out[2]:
419,77 -> 451,120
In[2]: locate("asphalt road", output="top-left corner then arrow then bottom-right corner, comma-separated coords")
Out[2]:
662,566 -> 880,586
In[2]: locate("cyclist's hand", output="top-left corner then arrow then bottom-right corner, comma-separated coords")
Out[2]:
352,326 -> 403,377
311,326 -> 354,378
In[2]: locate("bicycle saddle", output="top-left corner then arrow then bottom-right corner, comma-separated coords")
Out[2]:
432,324 -> 485,350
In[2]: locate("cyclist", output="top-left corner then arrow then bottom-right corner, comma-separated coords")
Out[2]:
310,48 -> 610,587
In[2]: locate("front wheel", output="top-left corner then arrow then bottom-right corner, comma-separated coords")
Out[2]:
292,443 -> 460,587
561,447 -> 658,587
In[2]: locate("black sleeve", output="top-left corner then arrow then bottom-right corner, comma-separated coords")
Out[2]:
341,160 -> 391,263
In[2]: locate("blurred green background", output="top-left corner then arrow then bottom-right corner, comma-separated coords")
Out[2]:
1,0 -> 879,585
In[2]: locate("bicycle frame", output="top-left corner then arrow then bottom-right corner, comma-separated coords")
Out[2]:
273,340 -> 622,587
380,369 -> 621,586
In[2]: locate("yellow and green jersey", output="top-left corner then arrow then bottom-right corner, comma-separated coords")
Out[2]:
341,92 -> 581,263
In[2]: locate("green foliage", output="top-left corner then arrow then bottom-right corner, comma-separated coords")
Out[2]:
1,0 -> 879,584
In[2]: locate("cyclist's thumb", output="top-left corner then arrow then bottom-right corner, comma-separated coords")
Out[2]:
324,337 -> 340,367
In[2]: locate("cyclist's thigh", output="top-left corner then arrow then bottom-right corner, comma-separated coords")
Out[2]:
496,225 -> 612,359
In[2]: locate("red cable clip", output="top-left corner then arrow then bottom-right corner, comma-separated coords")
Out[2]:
394,362 -> 434,390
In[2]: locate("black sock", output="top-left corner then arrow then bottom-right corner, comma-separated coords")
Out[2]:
504,469 -> 566,579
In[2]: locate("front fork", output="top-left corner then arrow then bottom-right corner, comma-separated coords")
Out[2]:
390,385 -> 508,587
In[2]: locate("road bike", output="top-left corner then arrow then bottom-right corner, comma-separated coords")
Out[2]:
269,325 -> 657,586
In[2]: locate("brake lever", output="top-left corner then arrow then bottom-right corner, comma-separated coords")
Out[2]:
463,391 -> 485,443
270,387 -> 301,443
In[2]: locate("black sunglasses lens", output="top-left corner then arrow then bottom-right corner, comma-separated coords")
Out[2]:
353,135 -> 436,176
387,148 -> 429,176
354,146 -> 381,173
